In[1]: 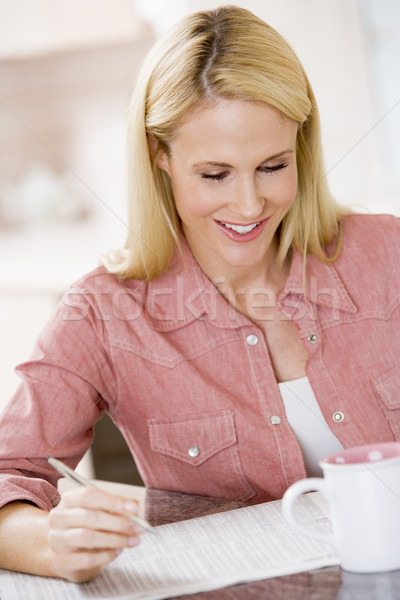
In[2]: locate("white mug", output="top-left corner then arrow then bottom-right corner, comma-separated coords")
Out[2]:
281,442 -> 400,573
336,570 -> 400,600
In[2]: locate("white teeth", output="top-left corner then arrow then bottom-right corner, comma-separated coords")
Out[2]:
221,222 -> 260,234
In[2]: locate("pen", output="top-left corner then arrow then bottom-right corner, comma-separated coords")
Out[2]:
47,457 -> 155,534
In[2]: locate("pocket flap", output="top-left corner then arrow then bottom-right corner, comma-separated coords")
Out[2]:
148,409 -> 237,466
373,367 -> 400,410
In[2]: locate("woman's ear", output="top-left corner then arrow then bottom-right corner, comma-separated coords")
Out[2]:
146,130 -> 158,158
156,152 -> 170,175
147,131 -> 170,175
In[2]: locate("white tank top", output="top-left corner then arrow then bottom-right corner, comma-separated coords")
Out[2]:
278,376 -> 344,477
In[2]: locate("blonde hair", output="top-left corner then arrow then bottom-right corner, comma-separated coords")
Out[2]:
103,5 -> 347,280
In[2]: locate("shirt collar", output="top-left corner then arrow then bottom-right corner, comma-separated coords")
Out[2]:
281,249 -> 358,314
146,239 -> 247,331
146,240 -> 357,332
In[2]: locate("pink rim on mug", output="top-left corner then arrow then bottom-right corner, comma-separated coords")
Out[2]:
320,442 -> 400,470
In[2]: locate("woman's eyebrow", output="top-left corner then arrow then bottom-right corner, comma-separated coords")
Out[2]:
193,161 -> 231,169
260,149 -> 294,162
193,150 -> 294,169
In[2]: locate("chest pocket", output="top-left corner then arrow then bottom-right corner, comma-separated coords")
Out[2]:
373,367 -> 400,440
148,409 -> 255,502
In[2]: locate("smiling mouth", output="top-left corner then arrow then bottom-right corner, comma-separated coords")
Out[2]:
218,220 -> 262,234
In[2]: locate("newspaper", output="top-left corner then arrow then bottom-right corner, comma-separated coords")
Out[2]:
0,492 -> 339,599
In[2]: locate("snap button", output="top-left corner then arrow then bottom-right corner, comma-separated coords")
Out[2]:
333,411 -> 344,423
307,333 -> 318,344
188,445 -> 200,458
246,334 -> 258,346
270,415 -> 282,425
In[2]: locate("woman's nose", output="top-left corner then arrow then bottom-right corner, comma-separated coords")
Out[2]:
230,179 -> 264,220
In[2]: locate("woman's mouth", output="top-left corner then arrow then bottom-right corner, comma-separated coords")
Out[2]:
215,218 -> 269,241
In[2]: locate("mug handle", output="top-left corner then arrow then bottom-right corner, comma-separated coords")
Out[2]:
281,478 -> 337,548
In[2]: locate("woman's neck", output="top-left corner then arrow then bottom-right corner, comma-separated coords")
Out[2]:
203,246 -> 292,302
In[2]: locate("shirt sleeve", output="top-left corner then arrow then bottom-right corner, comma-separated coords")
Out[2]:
0,282 -> 116,511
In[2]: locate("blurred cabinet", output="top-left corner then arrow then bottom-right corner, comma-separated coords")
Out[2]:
0,1 -> 153,484
0,0 -> 149,59
92,414 -> 144,486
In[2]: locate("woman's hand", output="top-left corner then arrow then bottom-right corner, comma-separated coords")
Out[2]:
47,486 -> 145,582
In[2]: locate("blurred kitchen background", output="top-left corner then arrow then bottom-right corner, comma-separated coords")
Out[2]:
0,0 -> 399,484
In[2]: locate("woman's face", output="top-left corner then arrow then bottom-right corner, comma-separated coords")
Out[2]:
156,98 -> 299,279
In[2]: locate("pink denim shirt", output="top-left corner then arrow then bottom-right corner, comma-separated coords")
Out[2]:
0,213 -> 399,511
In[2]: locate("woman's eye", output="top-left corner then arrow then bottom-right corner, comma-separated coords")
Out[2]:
259,163 -> 288,175
200,163 -> 288,182
201,172 -> 228,182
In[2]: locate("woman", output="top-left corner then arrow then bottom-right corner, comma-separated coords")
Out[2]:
0,5 -> 399,583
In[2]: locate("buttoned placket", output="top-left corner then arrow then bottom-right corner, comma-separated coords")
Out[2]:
273,292 -> 324,482
277,289 -> 356,449
242,322 -> 308,488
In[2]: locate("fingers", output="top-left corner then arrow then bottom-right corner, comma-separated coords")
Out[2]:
49,523 -> 140,552
47,486 -> 145,582
59,486 -> 140,517
51,548 -> 123,583
49,486 -> 145,544
51,506 -> 141,535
